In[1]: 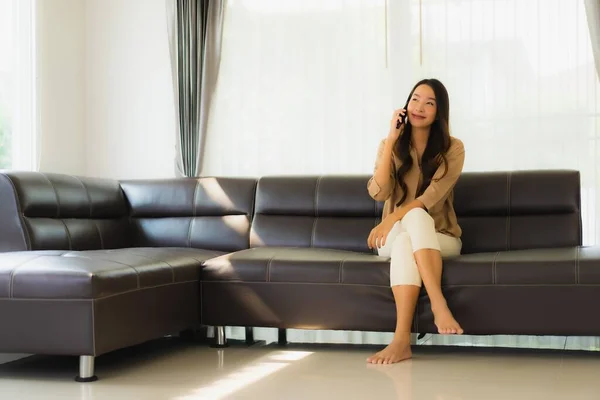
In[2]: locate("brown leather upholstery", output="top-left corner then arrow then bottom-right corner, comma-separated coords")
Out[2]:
251,176 -> 383,253
250,171 -> 581,254
121,178 -> 257,252
201,170 -> 600,337
454,170 -> 581,253
0,168 -> 599,367
202,247 -> 389,284
0,172 -> 256,360
0,172 -> 131,252
0,248 -> 221,299
0,247 -> 222,356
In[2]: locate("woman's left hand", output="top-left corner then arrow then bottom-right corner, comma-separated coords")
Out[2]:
368,215 -> 397,249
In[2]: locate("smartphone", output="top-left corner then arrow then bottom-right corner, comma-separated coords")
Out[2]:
395,109 -> 408,129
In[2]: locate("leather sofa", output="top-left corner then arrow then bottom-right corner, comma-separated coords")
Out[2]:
0,170 -> 598,382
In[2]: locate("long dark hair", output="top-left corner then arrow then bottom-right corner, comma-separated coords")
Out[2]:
395,79 -> 451,207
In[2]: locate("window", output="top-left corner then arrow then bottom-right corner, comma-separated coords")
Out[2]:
414,0 -> 600,244
0,0 -> 37,171
205,0 -> 390,176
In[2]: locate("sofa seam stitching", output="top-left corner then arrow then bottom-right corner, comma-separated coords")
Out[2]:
60,219 -> 73,250
266,250 -> 279,283
3,280 -> 199,301
339,256 -> 349,284
75,177 -> 104,250
8,256 -> 43,299
42,174 -> 61,218
492,251 -> 499,284
64,254 -> 142,288
125,252 -> 189,283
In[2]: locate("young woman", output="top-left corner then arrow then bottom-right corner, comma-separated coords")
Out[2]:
366,79 -> 465,365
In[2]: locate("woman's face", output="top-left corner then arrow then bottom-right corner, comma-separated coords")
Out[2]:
407,84 -> 437,128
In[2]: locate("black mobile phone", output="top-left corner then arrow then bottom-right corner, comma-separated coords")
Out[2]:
395,109 -> 407,129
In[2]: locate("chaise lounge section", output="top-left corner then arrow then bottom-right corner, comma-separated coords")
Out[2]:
0,172 -> 256,381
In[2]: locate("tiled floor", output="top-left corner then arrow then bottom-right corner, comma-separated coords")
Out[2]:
1,338 -> 599,400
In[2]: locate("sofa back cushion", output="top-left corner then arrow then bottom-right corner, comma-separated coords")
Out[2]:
251,176 -> 382,253
454,170 -> 581,253
0,172 -> 130,251
251,170 -> 582,254
120,177 -> 257,252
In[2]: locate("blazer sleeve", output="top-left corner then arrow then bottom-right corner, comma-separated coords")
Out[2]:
367,139 -> 396,202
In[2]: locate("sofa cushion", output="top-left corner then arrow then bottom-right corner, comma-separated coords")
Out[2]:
0,172 -> 131,252
454,170 -> 581,253
249,171 -> 581,255
250,176 -> 382,254
120,177 -> 257,252
202,247 -> 390,286
0,248 -> 223,300
202,246 -> 599,288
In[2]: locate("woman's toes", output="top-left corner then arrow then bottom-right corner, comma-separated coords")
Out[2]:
367,351 -> 381,363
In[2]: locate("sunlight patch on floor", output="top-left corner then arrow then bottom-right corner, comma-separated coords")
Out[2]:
173,350 -> 312,400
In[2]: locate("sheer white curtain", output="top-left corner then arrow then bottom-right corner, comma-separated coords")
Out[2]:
208,0 -> 600,349
204,0 -> 395,177
415,0 -> 600,247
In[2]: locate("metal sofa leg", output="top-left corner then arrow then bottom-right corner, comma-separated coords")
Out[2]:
75,356 -> 98,382
278,328 -> 287,346
211,326 -> 229,348
245,327 -> 256,346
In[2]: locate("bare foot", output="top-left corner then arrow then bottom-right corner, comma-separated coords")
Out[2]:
432,304 -> 464,335
367,335 -> 412,365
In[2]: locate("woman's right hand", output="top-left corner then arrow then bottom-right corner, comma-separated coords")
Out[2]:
388,108 -> 406,141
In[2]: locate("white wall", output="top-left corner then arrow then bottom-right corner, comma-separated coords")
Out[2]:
85,0 -> 176,179
36,0 -> 86,175
34,0 -> 176,179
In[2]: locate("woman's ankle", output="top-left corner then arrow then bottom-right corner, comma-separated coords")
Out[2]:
392,331 -> 411,342
430,296 -> 448,312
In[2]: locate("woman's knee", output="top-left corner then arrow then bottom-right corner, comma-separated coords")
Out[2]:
403,207 -> 432,222
401,208 -> 440,252
402,207 -> 435,232
376,221 -> 405,257
390,232 -> 413,256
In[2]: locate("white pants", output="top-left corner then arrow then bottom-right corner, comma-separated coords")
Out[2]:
377,208 -> 462,287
